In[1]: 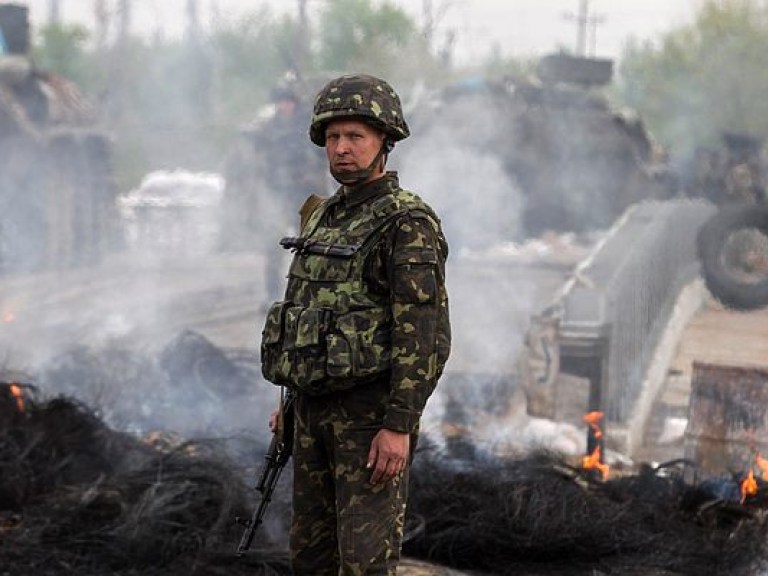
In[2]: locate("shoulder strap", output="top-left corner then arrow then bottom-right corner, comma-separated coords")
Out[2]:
298,193 -> 326,232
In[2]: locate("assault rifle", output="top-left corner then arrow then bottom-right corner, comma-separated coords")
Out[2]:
236,389 -> 295,556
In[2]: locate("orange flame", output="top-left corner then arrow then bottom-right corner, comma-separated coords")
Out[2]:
583,411 -> 604,439
581,411 -> 609,480
582,445 -> 610,480
739,452 -> 768,505
9,384 -> 25,412
756,454 -> 768,479
741,468 -> 758,503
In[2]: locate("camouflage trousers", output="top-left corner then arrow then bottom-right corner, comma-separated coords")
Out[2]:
290,378 -> 409,576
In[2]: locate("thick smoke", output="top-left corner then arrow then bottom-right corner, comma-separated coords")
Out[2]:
394,98 -> 573,450
0,160 -> 284,440
397,95 -> 526,251
0,55 -> 603,458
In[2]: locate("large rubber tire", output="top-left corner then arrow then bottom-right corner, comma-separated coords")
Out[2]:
697,204 -> 768,310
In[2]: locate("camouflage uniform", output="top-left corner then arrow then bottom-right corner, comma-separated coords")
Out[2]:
260,74 -> 450,576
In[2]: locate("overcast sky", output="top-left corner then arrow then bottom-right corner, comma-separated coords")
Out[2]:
24,0 -> 703,64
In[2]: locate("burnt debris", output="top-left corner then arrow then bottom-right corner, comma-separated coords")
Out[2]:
0,384 -> 290,576
404,445 -> 768,576
5,334 -> 768,575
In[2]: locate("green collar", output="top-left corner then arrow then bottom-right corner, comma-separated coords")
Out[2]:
337,171 -> 400,209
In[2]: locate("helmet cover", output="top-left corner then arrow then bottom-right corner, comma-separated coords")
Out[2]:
309,74 -> 410,146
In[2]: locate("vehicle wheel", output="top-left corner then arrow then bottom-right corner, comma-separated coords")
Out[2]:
697,204 -> 768,310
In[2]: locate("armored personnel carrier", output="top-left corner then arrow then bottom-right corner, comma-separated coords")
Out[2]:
404,53 -> 669,241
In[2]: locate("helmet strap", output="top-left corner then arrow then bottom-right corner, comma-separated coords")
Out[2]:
330,141 -> 389,187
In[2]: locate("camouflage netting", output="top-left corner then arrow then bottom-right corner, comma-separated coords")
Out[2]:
404,444 -> 768,576
0,387 -> 291,576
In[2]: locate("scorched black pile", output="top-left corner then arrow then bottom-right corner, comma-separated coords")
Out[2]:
405,444 -> 768,575
4,380 -> 768,576
0,384 -> 290,576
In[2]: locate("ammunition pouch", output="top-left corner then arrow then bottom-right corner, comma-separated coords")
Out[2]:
261,301 -> 391,395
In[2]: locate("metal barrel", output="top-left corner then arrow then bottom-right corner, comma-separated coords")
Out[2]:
684,362 -> 768,476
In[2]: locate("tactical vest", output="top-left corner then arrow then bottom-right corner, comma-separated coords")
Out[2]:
261,186 -> 441,395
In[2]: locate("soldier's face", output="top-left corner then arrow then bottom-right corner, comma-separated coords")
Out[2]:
325,119 -> 385,180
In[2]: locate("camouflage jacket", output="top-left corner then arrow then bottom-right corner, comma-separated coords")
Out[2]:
261,172 -> 450,433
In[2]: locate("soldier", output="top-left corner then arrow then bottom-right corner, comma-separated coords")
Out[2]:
260,82 -> 327,302
260,74 -> 451,575
221,79 -> 326,301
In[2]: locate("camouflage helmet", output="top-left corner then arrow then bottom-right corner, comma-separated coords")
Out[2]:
309,74 -> 410,147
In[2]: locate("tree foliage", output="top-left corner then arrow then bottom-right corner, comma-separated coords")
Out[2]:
211,7 -> 295,122
33,23 -> 95,89
316,0 -> 416,76
618,0 -> 768,157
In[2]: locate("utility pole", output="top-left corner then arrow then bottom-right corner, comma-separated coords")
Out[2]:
422,0 -> 434,47
210,0 -> 221,29
111,0 -> 133,121
48,0 -> 61,24
422,0 -> 455,56
588,13 -> 606,57
210,0 -> 222,121
186,0 -> 200,40
564,0 -> 604,57
575,0 -> 588,56
117,0 -> 131,42
94,0 -> 108,49
294,0 -> 308,80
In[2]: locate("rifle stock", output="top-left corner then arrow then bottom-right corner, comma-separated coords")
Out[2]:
236,390 -> 295,556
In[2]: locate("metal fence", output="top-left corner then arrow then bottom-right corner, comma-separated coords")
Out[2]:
555,199 -> 717,424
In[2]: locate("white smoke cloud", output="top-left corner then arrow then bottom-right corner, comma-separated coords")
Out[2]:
394,97 -> 549,441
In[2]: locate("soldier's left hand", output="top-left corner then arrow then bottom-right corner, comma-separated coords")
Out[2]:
367,429 -> 410,485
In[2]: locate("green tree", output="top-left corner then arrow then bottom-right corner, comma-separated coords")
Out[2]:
211,7 -> 293,123
316,0 -> 440,85
33,23 -> 98,91
618,0 -> 768,157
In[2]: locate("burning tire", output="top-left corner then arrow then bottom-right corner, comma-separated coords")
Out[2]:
697,203 -> 768,310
